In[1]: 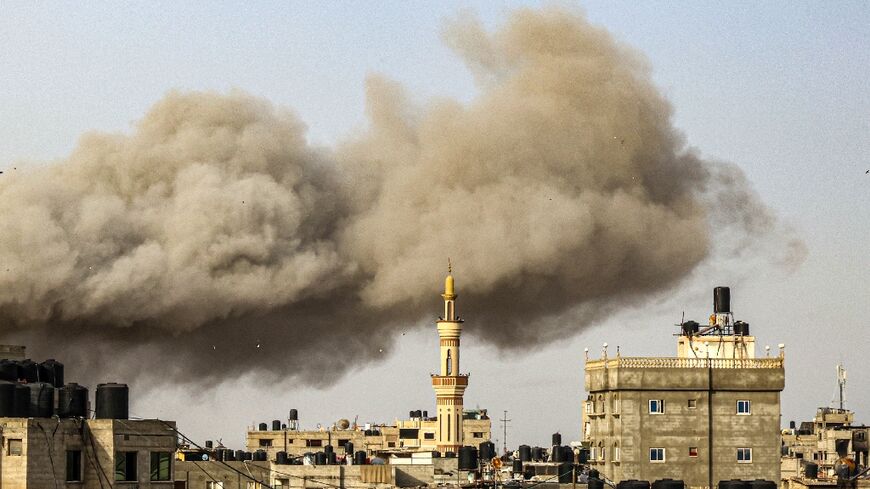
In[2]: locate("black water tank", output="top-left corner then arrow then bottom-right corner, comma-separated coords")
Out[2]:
255,450 -> 267,461
749,480 -> 776,489
512,459 -> 523,474
719,480 -> 750,489
244,451 -> 253,461
19,360 -> 38,383
618,481 -> 650,489
479,441 -> 496,461
13,383 -> 29,417
289,409 -> 298,420
27,382 -> 54,417
518,445 -> 531,462
805,463 -> 819,479
324,445 -> 334,465
423,410 -> 428,418
578,448 -> 590,464
0,360 -> 18,382
315,452 -> 327,465
277,451 -> 289,465
354,450 -> 367,465
734,321 -> 750,336
271,419 -> 281,430
56,383 -> 88,417
258,422 -> 268,431
558,463 -> 574,483
445,451 -> 455,458
225,449 -> 235,461
329,451 -> 337,464
552,432 -> 562,446
458,446 -> 478,470
714,286 -> 731,313
562,446 -> 575,463
215,449 -> 225,461
652,479 -> 685,489
409,410 -> 415,418
38,359 -> 64,387
681,320 -> 700,336
95,383 -> 128,419
789,421 -> 796,430
345,442 -> 354,455
589,469 -> 600,480
552,445 -> 563,463
0,381 -> 15,416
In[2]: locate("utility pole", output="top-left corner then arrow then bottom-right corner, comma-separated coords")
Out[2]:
500,410 -> 511,455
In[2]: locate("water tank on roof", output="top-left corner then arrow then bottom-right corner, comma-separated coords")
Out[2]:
552,432 -> 562,447
289,409 -> 298,420
578,448 -> 590,464
272,419 -> 281,430
479,441 -> 495,461
734,321 -> 750,336
518,445 -> 531,462
557,463 -> 574,483
56,383 -> 88,418
458,446 -> 478,470
215,449 -> 225,462
749,480 -> 776,489
315,452 -> 327,465
681,321 -> 700,336
354,450 -> 367,465
714,287 -> 731,313
38,359 -> 64,387
652,479 -> 685,489
0,360 -> 18,382
276,451 -> 289,465
562,446 -> 575,464
0,381 -> 15,417
13,383 -> 29,417
224,450 -> 235,461
512,459 -> 523,474
531,446 -> 543,461
95,383 -> 128,419
718,480 -> 750,489
617,481 -> 650,489
805,463 -> 819,479
19,360 -> 38,383
445,451 -> 456,458
345,442 -> 354,455
28,382 -> 54,417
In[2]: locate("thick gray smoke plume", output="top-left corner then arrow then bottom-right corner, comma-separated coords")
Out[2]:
0,8 -> 793,386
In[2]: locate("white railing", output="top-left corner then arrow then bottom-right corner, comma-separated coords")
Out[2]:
586,356 -> 783,370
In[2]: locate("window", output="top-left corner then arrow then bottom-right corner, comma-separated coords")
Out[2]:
246,483 -> 260,489
206,483 -> 224,489
649,400 -> 665,414
273,480 -> 289,488
650,448 -> 665,463
66,450 -> 83,482
259,438 -> 273,447
399,429 -> 419,439
150,452 -> 171,481
589,446 -> 597,461
598,442 -> 605,461
424,432 -> 435,440
446,350 -> 452,375
612,444 -> 620,462
688,399 -> 697,409
612,394 -> 620,414
7,439 -> 22,456
737,448 -> 752,463
689,447 -> 699,457
387,442 -> 395,448
305,439 -> 323,447
472,432 -> 484,438
115,451 -> 138,481
585,402 -> 593,414
737,400 -> 751,415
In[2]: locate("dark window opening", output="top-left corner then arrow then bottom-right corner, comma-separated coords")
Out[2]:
306,439 -> 323,447
424,432 -> 435,440
66,450 -> 83,482
150,452 -> 171,481
115,451 -> 138,481
399,429 -> 419,439
473,432 -> 484,438
259,438 -> 273,447
7,439 -> 22,456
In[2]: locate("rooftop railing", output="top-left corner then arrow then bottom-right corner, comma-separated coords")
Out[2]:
585,356 -> 784,370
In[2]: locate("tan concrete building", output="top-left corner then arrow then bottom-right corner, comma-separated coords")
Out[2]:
0,417 -> 177,488
582,287 -> 785,489
781,406 -> 869,480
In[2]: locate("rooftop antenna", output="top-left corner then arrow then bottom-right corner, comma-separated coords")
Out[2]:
837,364 -> 847,410
447,257 -> 452,274
500,410 -> 511,455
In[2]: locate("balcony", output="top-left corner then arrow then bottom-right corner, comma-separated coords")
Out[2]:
585,356 -> 784,371
430,375 -> 469,387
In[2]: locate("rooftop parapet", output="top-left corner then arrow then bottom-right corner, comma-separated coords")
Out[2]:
585,356 -> 784,371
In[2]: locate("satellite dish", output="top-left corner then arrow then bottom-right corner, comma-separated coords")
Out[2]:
338,419 -> 350,430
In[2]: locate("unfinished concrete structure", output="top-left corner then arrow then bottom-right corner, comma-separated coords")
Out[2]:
782,406 -> 869,480
582,287 -> 785,489
0,417 -> 177,488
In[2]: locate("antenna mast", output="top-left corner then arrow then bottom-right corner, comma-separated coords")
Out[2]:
500,410 -> 511,455
837,364 -> 847,410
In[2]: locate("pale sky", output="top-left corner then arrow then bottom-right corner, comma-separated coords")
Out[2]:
1,2 -> 868,450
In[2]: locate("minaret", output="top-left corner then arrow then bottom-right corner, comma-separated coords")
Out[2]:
431,261 -> 468,455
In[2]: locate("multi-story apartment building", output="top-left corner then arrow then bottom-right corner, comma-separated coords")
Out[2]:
582,287 -> 785,489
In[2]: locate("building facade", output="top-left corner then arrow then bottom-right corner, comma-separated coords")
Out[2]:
582,287 -> 785,489
0,417 -> 177,488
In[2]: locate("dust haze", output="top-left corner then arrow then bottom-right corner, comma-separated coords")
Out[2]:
0,8 -> 797,387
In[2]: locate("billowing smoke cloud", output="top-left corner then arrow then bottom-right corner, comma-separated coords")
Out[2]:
0,7 -> 796,386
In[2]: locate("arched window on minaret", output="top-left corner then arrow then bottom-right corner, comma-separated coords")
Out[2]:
446,350 -> 453,375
